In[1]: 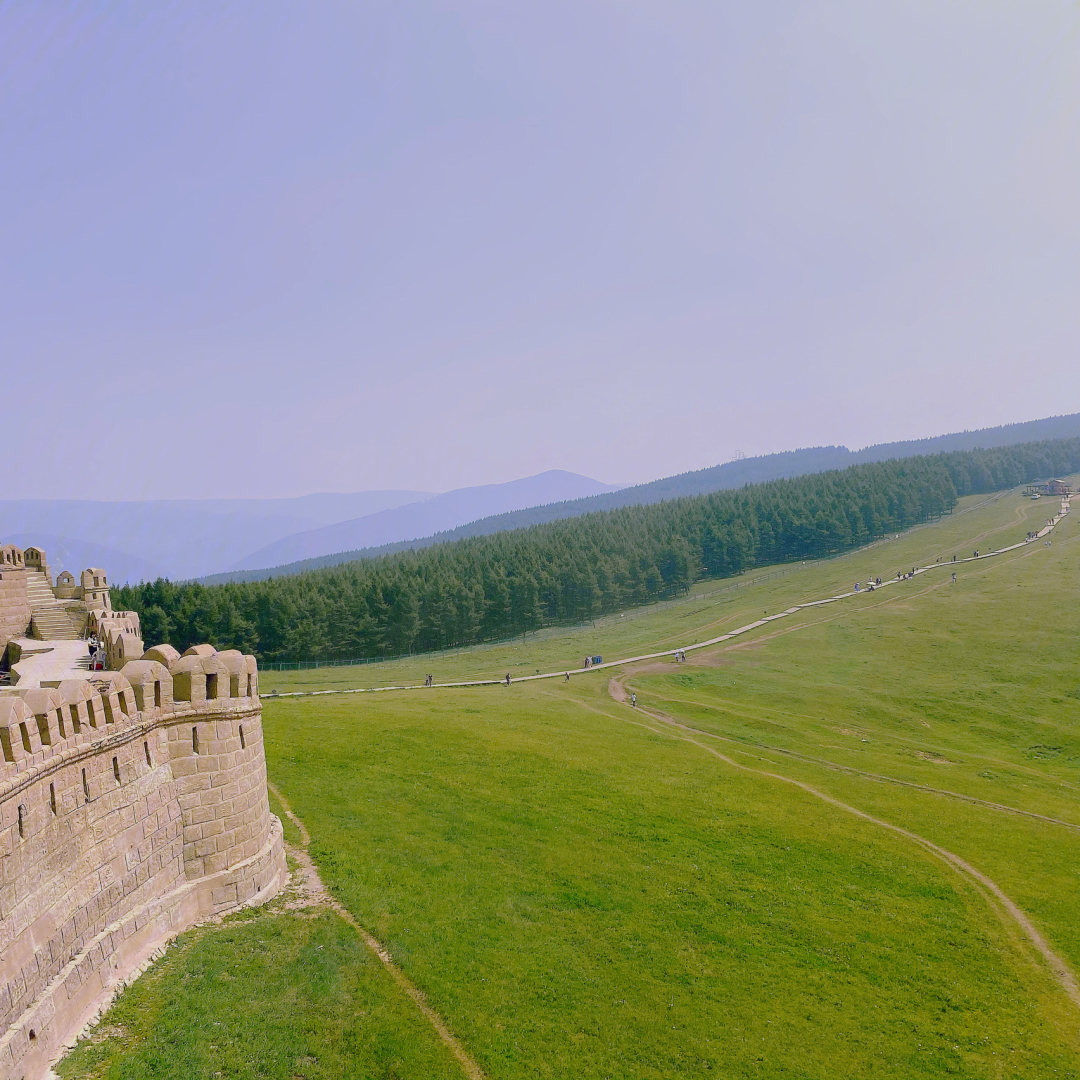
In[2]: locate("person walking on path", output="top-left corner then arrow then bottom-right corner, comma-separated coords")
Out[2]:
951,572 -> 957,583
505,673 -> 511,686
564,671 -> 570,682
631,692 -> 637,707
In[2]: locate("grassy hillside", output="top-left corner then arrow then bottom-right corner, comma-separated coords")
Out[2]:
255,481 -> 1065,693
56,896 -> 461,1079
64,483 -> 1080,1078
118,438 -> 1080,664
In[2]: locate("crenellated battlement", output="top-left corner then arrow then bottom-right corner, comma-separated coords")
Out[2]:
0,642 -> 285,1079
0,648 -> 260,783
1,543 -> 286,1078
1,544 -> 119,661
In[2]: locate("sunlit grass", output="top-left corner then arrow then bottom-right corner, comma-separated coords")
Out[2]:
57,907 -> 460,1080
62,485 -> 1080,1078
259,486 -> 1068,694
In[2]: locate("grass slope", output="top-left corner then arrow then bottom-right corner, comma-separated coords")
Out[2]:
266,688 -> 1078,1077
62,485 -> 1080,1078
56,903 -> 461,1080
257,487 -> 1061,694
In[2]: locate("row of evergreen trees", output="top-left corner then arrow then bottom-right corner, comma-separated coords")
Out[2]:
114,439 -> 1080,663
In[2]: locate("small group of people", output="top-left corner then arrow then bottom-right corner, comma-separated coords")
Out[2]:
86,633 -> 106,671
423,673 -> 433,687
673,649 -> 687,662
855,577 -> 883,593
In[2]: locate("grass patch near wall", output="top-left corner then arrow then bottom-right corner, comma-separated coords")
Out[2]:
56,908 -> 460,1080
267,783 -> 304,846
255,486 -> 1080,1077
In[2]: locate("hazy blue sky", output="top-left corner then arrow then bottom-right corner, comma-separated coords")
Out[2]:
2,1 -> 1078,499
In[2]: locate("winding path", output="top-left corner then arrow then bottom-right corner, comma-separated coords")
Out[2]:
270,495 -> 1070,698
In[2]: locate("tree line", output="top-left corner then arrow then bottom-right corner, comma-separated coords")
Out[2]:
198,414 -> 1080,585
113,438 -> 1080,663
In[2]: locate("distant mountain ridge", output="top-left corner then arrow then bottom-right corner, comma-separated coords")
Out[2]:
198,411 -> 1080,584
0,490 -> 430,584
225,470 -> 625,572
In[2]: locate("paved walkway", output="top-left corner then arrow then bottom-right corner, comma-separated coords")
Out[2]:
270,496 -> 1071,698
5,638 -> 91,688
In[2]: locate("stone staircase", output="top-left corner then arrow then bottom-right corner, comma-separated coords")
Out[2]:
26,570 -> 82,641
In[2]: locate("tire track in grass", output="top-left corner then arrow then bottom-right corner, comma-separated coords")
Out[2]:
597,678 -> 1080,1011
619,537 -> 1080,828
620,682 -> 1080,832
641,685 -> 1080,818
266,781 -> 486,1080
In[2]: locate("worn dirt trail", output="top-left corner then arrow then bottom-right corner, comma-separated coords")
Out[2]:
266,782 -> 486,1080
605,672 -> 1080,1011
606,545 -> 1080,831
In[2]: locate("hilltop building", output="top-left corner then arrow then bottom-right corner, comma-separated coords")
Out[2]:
0,544 -> 285,1079
1023,478 -> 1075,497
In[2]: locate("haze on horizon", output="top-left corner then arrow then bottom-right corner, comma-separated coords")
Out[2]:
2,1 -> 1079,501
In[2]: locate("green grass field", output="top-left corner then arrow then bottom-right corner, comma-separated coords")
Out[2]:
56,904 -> 462,1080
257,487 -> 1067,694
61,487 -> 1080,1078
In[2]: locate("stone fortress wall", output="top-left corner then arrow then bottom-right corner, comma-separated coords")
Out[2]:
0,546 -> 286,1080
0,550 -> 30,658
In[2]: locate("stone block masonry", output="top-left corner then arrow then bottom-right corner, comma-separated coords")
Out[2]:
0,645 -> 286,1080
0,563 -> 30,659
